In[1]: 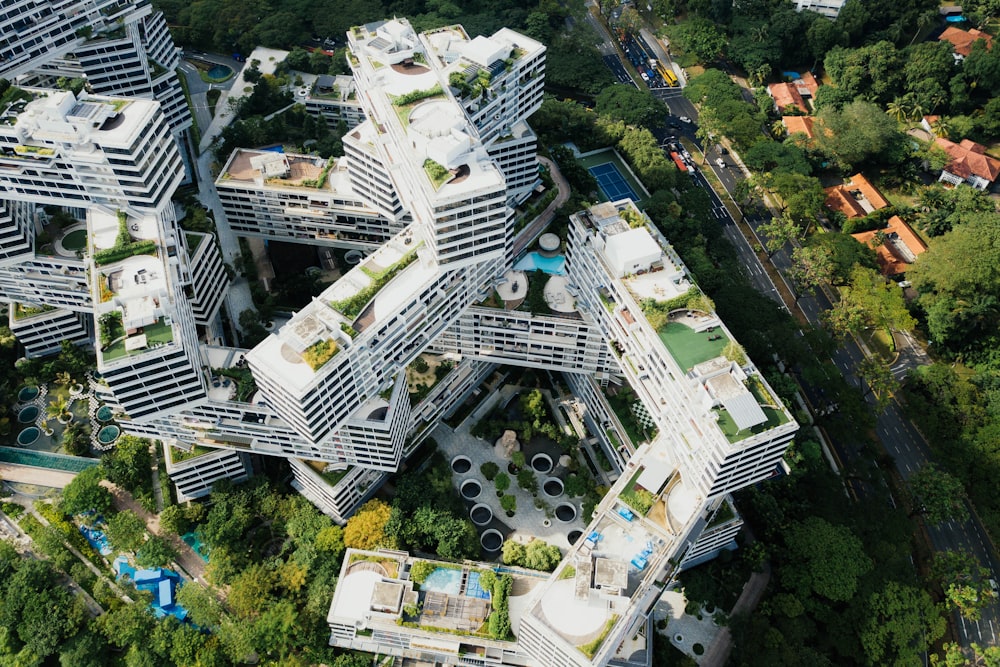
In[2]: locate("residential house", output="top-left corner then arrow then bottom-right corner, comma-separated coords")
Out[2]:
851,215 -> 928,276
938,26 -> 993,61
824,173 -> 890,219
934,137 -> 1000,190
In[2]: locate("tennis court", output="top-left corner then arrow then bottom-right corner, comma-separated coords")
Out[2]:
588,162 -> 641,203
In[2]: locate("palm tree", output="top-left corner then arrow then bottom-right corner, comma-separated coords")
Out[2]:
47,396 -> 71,422
931,116 -> 952,139
771,119 -> 788,139
886,98 -> 907,123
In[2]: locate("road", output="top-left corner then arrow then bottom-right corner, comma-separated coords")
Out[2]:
590,23 -> 1000,650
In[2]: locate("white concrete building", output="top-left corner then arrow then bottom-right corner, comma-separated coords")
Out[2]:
0,1 -> 192,137
792,0 -> 849,19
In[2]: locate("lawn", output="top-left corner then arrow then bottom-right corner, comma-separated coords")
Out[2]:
62,229 -> 87,251
658,321 -> 729,372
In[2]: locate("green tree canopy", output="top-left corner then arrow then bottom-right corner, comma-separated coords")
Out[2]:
823,265 -> 916,338
909,463 -> 969,525
860,581 -> 945,667
60,466 -> 111,517
781,517 -> 873,602
343,499 -> 394,550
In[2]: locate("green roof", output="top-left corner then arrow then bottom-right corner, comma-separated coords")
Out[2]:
657,321 -> 730,372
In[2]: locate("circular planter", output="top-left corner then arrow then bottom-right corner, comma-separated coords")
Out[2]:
531,453 -> 553,474
542,519 -> 551,527
69,383 -> 85,396
344,249 -> 363,265
97,425 -> 121,445
568,529 -> 583,545
96,406 -> 114,423
451,455 -> 472,474
460,479 -> 482,500
481,529 -> 503,551
17,386 -> 39,402
17,405 -> 39,424
555,502 -> 577,523
470,503 -> 493,526
57,413 -> 73,425
542,477 -> 564,498
17,427 -> 40,446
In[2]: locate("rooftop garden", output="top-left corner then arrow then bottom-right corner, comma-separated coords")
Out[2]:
185,233 -> 203,256
168,444 -> 213,465
214,366 -> 257,402
578,614 -> 619,659
620,467 -> 656,516
713,401 -> 790,444
102,317 -> 174,362
301,338 -> 338,371
423,159 -> 451,189
12,302 -> 54,320
707,500 -> 736,528
390,84 -> 443,107
329,245 -> 420,319
14,144 -> 55,157
320,466 -> 350,487
93,211 -> 157,266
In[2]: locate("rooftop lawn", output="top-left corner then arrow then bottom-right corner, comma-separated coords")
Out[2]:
658,321 -> 729,372
169,444 -> 213,464
714,404 -> 790,444
103,318 -> 174,362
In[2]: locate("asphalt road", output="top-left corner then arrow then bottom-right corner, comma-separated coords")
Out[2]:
589,27 -> 1000,650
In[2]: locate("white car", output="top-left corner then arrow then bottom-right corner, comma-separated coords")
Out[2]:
678,116 -> 692,123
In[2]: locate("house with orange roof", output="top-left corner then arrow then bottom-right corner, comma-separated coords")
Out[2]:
851,215 -> 928,276
824,173 -> 890,219
768,83 -> 809,114
938,26 -> 993,60
934,137 -> 1000,190
782,115 -> 816,139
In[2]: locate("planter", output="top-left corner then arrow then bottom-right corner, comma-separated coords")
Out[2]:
450,455 -> 472,474
542,519 -> 551,527
481,529 -> 503,551
531,453 -> 553,474
460,479 -> 482,500
57,413 -> 73,425
542,477 -> 564,498
470,503 -> 493,526
555,502 -> 577,523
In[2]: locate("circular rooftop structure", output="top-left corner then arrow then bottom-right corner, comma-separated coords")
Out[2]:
667,477 -> 699,525
538,233 -> 561,254
540,579 -> 611,642
408,100 -> 463,139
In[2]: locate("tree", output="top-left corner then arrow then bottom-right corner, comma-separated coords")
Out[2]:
781,517 -> 872,602
60,466 -> 112,516
517,469 -> 538,493
157,504 -> 189,536
757,215 -> 801,257
909,463 -> 969,525
61,421 -> 91,456
523,539 -> 562,571
98,602 -> 156,649
670,17 -> 727,64
494,471 -> 511,494
823,266 -> 916,339
500,494 -> 517,514
480,461 -> 499,481
105,510 -> 146,553
860,581 -> 945,667
343,499 -> 394,550
857,357 -> 899,414
59,631 -> 109,667
789,245 -> 834,302
932,550 -> 997,621
135,535 -> 179,568
816,100 -> 908,170
171,587 -> 219,636
502,540 -> 526,566
101,436 -> 152,494
227,562 -> 275,619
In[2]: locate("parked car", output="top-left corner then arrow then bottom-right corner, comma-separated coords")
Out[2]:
678,116 -> 692,123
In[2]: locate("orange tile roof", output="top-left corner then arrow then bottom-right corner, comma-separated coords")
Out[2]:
823,173 -> 890,219
851,216 -> 928,276
799,71 -> 819,96
768,83 -> 808,114
934,136 -> 1000,183
782,116 -> 815,139
939,26 -> 993,57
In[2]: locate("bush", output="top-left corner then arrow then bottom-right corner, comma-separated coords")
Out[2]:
409,560 -> 436,585
517,469 -> 538,493
500,494 -> 517,514
494,472 -> 510,493
412,356 -> 429,373
480,461 -> 499,481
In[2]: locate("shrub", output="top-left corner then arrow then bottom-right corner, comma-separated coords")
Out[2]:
301,338 -> 338,370
517,469 -> 538,493
500,494 -> 517,514
494,472 -> 510,493
480,461 -> 499,481
392,84 -> 443,106
409,560 -> 436,585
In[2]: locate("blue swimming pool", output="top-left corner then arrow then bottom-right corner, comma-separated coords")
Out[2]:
465,571 -> 492,599
514,252 -> 566,276
421,567 -> 463,595
946,15 -> 966,22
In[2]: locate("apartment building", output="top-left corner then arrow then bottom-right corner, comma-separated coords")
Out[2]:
0,0 -> 191,136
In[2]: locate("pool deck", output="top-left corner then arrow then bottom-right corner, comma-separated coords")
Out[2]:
0,463 -> 77,488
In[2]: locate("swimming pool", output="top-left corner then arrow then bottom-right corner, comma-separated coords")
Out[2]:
514,252 -> 566,276
465,571 -> 492,599
945,15 -> 966,22
420,567 -> 463,595
80,525 -> 112,556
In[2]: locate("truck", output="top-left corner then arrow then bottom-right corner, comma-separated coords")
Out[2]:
650,58 -> 678,87
669,151 -> 688,173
